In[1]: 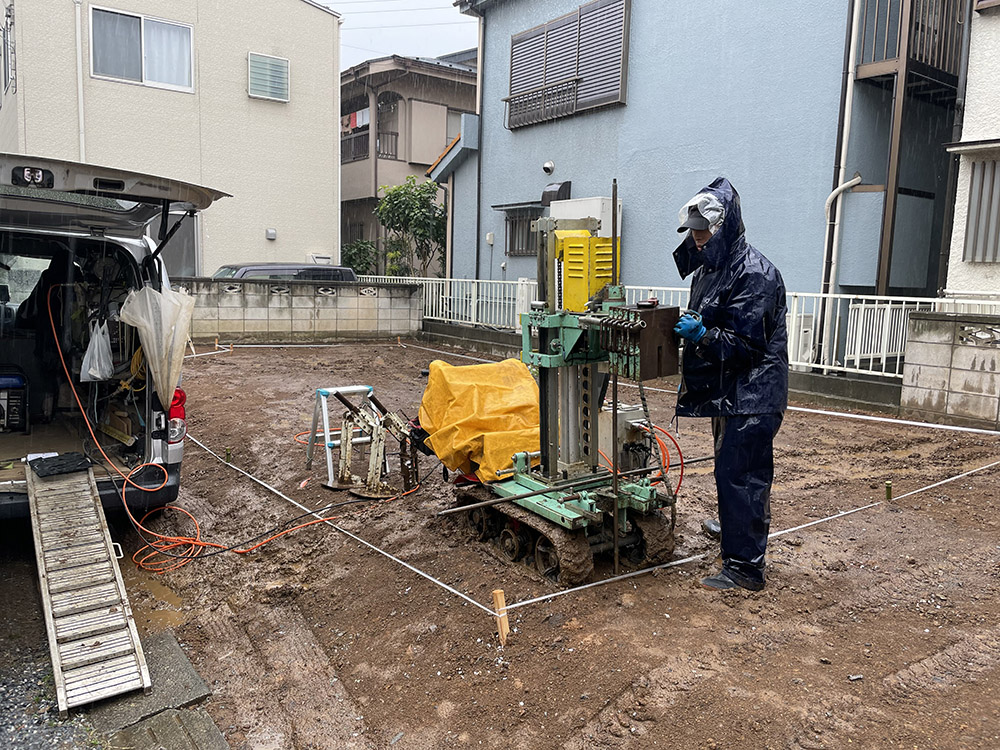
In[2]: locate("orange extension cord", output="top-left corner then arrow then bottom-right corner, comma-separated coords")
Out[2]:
46,286 -> 417,573
596,421 -> 684,496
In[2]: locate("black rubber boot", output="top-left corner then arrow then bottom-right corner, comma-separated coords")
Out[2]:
700,569 -> 765,592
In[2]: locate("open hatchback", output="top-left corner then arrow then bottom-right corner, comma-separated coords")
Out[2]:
0,153 -> 228,518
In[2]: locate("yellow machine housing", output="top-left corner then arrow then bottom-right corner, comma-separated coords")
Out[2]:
555,230 -> 620,313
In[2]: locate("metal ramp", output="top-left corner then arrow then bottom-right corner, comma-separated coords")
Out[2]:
26,467 -> 150,717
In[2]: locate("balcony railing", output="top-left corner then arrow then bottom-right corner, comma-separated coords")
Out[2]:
377,131 -> 398,160
341,132 -> 368,163
504,78 -> 579,130
858,0 -> 964,79
340,130 -> 400,163
361,275 -> 1000,381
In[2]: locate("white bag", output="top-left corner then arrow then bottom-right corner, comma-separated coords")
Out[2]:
119,286 -> 195,407
81,320 -> 114,382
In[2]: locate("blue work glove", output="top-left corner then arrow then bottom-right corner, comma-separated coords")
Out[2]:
674,311 -> 706,343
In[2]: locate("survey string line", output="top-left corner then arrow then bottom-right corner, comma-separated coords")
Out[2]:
186,435 -> 497,617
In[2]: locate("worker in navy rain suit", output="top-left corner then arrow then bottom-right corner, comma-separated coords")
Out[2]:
672,177 -> 788,591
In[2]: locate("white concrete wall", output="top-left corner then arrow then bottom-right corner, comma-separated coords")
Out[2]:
9,0 -> 340,275
946,9 -> 1000,294
177,278 -> 422,342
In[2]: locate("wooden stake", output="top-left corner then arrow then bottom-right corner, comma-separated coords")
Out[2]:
492,589 -> 510,645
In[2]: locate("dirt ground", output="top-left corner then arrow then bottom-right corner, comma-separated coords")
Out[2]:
101,341 -> 1000,748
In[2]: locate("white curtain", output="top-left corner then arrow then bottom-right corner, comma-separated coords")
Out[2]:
144,19 -> 191,89
92,9 -> 142,82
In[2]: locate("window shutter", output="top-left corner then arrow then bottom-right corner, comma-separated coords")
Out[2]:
577,0 -> 629,110
964,159 -> 1000,263
544,13 -> 579,85
509,27 -> 545,96
248,53 -> 289,102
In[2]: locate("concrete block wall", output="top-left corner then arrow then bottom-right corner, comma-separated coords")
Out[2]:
174,279 -> 422,343
900,312 -> 1000,429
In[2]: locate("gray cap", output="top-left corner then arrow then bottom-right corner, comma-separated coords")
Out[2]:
677,205 -> 710,233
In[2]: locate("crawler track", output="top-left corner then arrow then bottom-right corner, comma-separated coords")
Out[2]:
456,487 -> 594,586
632,508 -> 676,564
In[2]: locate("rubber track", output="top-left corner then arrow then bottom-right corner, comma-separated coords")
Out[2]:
455,487 -> 594,586
632,509 -> 675,564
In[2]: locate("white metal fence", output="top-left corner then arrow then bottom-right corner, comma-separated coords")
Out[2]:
360,276 -> 1000,379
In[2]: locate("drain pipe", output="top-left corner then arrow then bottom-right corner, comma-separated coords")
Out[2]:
816,0 -> 862,368
823,172 -> 863,294
73,0 -> 86,161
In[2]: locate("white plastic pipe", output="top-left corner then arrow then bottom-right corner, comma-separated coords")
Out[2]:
74,0 -> 86,161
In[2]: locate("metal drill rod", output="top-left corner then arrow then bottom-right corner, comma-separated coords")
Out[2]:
435,465 -> 658,517
612,365 -> 620,575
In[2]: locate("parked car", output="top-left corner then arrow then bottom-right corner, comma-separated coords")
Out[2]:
0,153 -> 227,518
212,263 -> 358,282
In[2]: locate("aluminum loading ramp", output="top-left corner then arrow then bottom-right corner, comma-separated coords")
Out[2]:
26,467 -> 151,717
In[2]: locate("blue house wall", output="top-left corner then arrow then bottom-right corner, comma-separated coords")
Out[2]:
451,0 -> 852,293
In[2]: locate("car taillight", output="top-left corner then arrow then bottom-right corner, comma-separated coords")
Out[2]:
169,389 -> 186,420
168,389 -> 187,444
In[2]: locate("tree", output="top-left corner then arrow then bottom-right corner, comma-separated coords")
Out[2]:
374,176 -> 446,277
340,239 -> 377,275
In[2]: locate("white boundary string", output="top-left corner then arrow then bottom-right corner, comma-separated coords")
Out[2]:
186,435 -> 497,617
505,458 -> 1000,612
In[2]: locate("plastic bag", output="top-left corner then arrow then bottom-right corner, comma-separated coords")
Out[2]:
119,285 -> 195,407
80,320 -> 114,382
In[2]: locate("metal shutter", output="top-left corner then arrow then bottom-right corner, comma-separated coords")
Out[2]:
577,0 -> 629,110
544,12 -> 579,85
510,27 -> 545,96
248,53 -> 289,102
964,159 -> 1000,263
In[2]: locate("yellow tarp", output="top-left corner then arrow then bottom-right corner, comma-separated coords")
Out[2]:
418,358 -> 540,482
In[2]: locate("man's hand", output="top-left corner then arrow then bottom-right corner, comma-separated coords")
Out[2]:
674,311 -> 706,343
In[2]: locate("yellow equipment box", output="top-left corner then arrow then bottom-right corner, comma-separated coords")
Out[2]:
555,230 -> 620,313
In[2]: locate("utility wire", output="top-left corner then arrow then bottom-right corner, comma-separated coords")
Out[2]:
343,20 -> 477,30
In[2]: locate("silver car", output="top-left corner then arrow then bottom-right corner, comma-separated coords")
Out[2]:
0,153 -> 227,518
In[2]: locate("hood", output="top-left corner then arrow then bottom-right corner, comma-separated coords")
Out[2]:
673,177 -> 746,279
0,153 -> 229,240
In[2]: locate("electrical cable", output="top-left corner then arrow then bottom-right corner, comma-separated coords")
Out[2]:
46,284 -> 418,573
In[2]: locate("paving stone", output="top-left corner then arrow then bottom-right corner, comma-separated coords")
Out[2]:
87,630 -> 210,734
109,708 -> 228,750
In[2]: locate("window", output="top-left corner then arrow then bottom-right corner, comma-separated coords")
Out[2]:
248,53 -> 289,102
505,210 -> 542,256
91,8 -> 193,91
964,159 -> 1000,262
506,0 -> 630,129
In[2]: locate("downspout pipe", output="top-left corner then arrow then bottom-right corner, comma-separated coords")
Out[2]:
936,0 -> 975,294
472,9 -> 485,280
74,0 -> 86,162
823,172 -> 863,294
820,0 -> 862,297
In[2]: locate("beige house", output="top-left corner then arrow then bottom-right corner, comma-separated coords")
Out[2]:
341,52 -> 476,273
0,0 -> 341,277
945,1 -> 1000,296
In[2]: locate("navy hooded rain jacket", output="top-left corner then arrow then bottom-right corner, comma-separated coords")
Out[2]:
673,178 -> 789,417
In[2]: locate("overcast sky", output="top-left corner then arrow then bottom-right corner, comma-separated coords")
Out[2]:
324,0 -> 480,70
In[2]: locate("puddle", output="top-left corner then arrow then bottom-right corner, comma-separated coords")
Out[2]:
119,561 -> 189,634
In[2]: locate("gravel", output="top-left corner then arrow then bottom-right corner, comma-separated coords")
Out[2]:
1,525 -> 106,750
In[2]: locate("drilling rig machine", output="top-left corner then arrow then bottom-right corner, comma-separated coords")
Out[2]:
449,183 -> 682,586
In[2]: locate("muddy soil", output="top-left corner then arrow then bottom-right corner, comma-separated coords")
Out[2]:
115,341 -> 1000,750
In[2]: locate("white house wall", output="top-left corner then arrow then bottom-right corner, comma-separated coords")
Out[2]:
947,9 -> 1000,294
5,0 -> 340,275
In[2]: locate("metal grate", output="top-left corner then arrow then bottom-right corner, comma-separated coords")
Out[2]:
963,159 -> 1000,262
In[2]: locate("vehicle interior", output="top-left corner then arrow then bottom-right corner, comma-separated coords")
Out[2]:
0,233 -> 153,485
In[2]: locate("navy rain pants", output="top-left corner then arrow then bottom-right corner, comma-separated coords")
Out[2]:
711,412 -> 783,587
